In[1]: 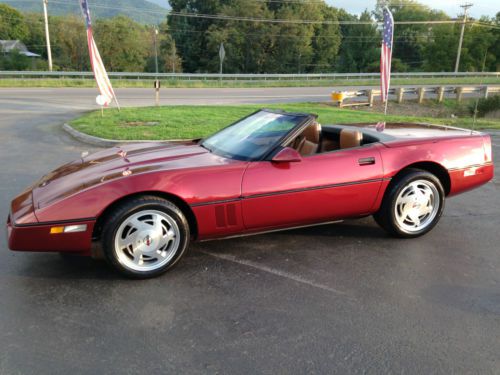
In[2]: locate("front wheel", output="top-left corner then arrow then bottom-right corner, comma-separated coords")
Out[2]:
102,196 -> 190,278
373,169 -> 445,238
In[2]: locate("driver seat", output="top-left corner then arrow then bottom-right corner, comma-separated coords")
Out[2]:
297,122 -> 321,156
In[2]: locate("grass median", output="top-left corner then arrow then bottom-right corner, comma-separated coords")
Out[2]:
69,102 -> 500,141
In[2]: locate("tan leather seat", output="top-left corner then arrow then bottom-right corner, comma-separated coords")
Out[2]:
297,122 -> 321,156
340,129 -> 363,149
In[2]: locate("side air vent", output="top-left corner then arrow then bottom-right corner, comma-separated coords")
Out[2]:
215,204 -> 238,228
226,204 -> 237,226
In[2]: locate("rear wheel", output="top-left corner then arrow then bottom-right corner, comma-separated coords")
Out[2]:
374,169 -> 445,238
102,196 -> 190,278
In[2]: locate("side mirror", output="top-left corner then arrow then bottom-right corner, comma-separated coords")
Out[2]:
271,147 -> 302,163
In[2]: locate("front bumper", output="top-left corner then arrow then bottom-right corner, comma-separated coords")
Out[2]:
6,213 -> 95,255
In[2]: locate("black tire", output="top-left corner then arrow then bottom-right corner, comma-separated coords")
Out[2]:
101,196 -> 190,279
373,169 -> 445,238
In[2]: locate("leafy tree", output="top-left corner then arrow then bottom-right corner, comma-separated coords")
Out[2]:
23,13 -> 46,58
460,21 -> 496,72
375,0 -> 450,71
204,0 -> 276,73
93,16 -> 150,72
168,0 -> 225,72
147,21 -> 183,73
311,5 -> 341,73
0,4 -> 29,41
336,10 -> 380,72
265,3 -> 317,73
0,49 -> 30,70
50,15 -> 89,71
422,23 -> 458,71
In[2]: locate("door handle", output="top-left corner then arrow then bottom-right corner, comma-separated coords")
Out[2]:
358,157 -> 375,166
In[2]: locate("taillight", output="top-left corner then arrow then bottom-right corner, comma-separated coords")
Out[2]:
482,135 -> 492,163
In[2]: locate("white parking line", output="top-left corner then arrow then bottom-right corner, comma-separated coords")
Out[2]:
200,250 -> 348,296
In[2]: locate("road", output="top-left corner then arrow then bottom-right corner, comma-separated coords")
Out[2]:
0,88 -> 499,374
0,85 -> 490,108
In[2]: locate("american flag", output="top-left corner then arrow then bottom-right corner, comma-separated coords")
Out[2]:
380,7 -> 394,104
80,0 -> 118,107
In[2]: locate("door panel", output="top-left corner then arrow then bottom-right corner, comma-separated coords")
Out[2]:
241,145 -> 384,230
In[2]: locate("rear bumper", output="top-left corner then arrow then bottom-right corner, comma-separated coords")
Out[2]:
6,214 -> 94,255
448,162 -> 494,196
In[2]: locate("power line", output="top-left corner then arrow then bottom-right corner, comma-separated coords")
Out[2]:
3,0 -> 463,26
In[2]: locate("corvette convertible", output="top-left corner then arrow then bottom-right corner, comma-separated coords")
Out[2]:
7,109 -> 494,278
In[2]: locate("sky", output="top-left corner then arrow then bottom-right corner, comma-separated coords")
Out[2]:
326,1 -> 499,18
148,0 -> 498,18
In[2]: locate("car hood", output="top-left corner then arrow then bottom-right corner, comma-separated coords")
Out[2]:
32,141 -> 225,208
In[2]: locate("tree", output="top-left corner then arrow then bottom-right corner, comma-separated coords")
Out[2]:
50,15 -> 89,71
266,3 -> 317,73
311,5 -> 342,73
148,21 -> 183,73
168,0 -> 342,74
204,0 -> 279,74
93,16 -> 150,72
460,18 -> 496,72
375,0 -> 450,71
422,23 -> 458,71
336,10 -> 380,72
0,49 -> 30,70
0,4 -> 29,41
168,0 -> 225,72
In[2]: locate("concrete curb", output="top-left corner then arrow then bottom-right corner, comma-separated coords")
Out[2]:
62,123 -> 192,147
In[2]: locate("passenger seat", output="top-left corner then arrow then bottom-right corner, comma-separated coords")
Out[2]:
339,129 -> 363,149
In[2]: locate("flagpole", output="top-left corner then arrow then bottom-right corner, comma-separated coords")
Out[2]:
382,6 -> 394,117
80,0 -> 120,113
384,92 -> 389,116
114,95 -> 121,111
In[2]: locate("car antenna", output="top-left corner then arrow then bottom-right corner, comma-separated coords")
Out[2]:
471,49 -> 488,135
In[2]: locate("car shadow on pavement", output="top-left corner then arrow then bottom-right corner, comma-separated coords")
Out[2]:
6,219 -> 390,280
265,218 -> 388,240
7,253 -> 116,281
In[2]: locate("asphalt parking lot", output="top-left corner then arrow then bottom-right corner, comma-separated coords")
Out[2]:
0,89 -> 499,374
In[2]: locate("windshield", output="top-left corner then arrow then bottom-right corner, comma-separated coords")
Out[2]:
201,110 -> 308,161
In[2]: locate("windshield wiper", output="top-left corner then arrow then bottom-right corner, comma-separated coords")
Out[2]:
200,143 -> 212,153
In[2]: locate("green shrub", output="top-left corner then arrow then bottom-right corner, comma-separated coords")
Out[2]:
470,95 -> 500,117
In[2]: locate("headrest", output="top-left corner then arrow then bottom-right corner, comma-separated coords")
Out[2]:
302,122 -> 321,144
340,129 -> 363,149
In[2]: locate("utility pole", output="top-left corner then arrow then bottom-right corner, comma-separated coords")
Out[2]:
42,0 -> 53,71
153,27 -> 159,78
219,43 -> 225,76
171,45 -> 175,73
153,27 -> 159,106
454,3 -> 473,73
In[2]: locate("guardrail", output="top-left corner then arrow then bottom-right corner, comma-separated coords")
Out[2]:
332,85 -> 500,107
0,71 -> 499,81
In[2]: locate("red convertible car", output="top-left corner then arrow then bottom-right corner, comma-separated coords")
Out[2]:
7,109 -> 494,278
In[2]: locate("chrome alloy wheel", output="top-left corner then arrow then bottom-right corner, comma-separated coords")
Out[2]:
114,210 -> 181,272
394,180 -> 440,233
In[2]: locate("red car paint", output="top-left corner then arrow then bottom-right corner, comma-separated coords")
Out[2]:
7,121 -> 494,256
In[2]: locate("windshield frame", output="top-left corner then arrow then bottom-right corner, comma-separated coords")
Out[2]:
200,109 -> 315,162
